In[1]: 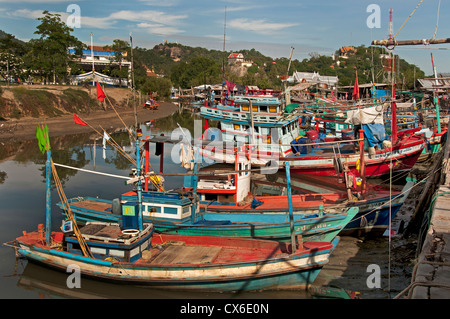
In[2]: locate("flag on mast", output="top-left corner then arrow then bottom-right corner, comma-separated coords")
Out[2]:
74,113 -> 88,126
352,72 -> 360,101
96,81 -> 106,101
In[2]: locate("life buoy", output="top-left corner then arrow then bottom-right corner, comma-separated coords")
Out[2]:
122,229 -> 139,237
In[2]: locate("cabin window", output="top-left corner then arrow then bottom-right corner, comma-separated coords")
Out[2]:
260,105 -> 268,112
110,249 -> 125,257
269,106 -> 277,113
254,126 -> 260,133
282,127 -> 287,135
242,105 -> 249,111
234,124 -> 240,130
164,207 -> 178,215
146,206 -> 161,214
252,105 -> 258,112
264,136 -> 271,144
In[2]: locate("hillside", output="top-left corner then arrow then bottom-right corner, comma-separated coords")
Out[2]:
133,42 -> 424,89
0,85 -> 134,120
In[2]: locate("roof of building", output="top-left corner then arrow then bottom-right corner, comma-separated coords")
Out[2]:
228,53 -> 244,59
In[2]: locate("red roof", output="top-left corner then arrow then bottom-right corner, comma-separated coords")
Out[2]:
228,53 -> 243,59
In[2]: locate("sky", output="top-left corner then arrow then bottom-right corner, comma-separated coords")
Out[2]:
0,0 -> 449,76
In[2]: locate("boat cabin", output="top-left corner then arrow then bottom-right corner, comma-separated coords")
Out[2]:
64,201 -> 154,263
120,191 -> 193,223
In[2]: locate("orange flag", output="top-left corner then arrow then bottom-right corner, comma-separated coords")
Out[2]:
96,81 -> 106,101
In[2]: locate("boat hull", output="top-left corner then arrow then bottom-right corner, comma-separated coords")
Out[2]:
64,197 -> 358,242
199,136 -> 424,178
15,233 -> 338,292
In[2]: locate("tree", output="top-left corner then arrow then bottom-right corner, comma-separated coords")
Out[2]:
105,39 -> 130,87
26,11 -> 84,84
0,33 -> 25,85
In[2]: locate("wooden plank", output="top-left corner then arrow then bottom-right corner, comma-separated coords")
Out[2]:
151,245 -> 222,265
171,246 -> 222,264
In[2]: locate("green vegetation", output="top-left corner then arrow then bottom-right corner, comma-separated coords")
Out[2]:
0,10 -> 425,98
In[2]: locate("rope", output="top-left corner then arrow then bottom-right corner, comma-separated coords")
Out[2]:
51,158 -> 94,259
393,0 -> 424,40
432,0 -> 441,39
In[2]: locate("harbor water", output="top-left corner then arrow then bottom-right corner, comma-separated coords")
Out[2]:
0,110 -> 418,299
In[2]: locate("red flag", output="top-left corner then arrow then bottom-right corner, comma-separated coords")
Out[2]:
352,75 -> 359,101
96,81 -> 105,101
74,113 -> 87,126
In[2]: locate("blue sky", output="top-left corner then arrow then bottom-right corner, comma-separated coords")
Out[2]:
0,0 -> 449,75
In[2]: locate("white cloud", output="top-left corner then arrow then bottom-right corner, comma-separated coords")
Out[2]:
137,0 -> 179,6
137,22 -> 184,35
109,10 -> 187,25
7,8 -> 187,32
228,18 -> 299,35
0,0 -> 73,2
7,9 -> 115,29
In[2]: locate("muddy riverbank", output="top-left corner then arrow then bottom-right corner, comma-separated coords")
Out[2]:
0,101 -> 179,141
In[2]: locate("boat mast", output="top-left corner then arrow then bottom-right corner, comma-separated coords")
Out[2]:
45,149 -> 51,245
221,6 -> 227,104
430,52 -> 441,133
90,32 -> 95,86
130,33 -> 137,129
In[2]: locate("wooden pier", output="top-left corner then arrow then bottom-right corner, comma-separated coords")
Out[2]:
395,129 -> 450,299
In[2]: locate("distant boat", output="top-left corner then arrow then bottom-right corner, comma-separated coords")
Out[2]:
199,90 -> 425,178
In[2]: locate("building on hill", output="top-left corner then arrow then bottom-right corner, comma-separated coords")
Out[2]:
143,64 -> 158,77
68,45 -> 131,87
227,52 -> 253,68
338,46 -> 357,59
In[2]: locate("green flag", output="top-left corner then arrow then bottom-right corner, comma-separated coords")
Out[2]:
36,125 -> 50,154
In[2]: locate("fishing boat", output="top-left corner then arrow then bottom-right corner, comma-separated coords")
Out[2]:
62,149 -> 358,242
7,134 -> 338,292
199,84 -> 425,178
13,224 -> 338,291
183,140 -> 416,239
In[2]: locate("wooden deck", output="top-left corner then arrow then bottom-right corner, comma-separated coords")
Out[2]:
150,245 -> 222,265
71,199 -> 112,213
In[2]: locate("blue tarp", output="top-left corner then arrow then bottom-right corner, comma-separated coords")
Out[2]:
362,123 -> 389,148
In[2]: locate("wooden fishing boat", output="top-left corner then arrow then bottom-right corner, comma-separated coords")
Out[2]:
198,92 -> 425,178
183,160 -> 415,238
13,224 -> 338,291
61,193 -> 358,242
